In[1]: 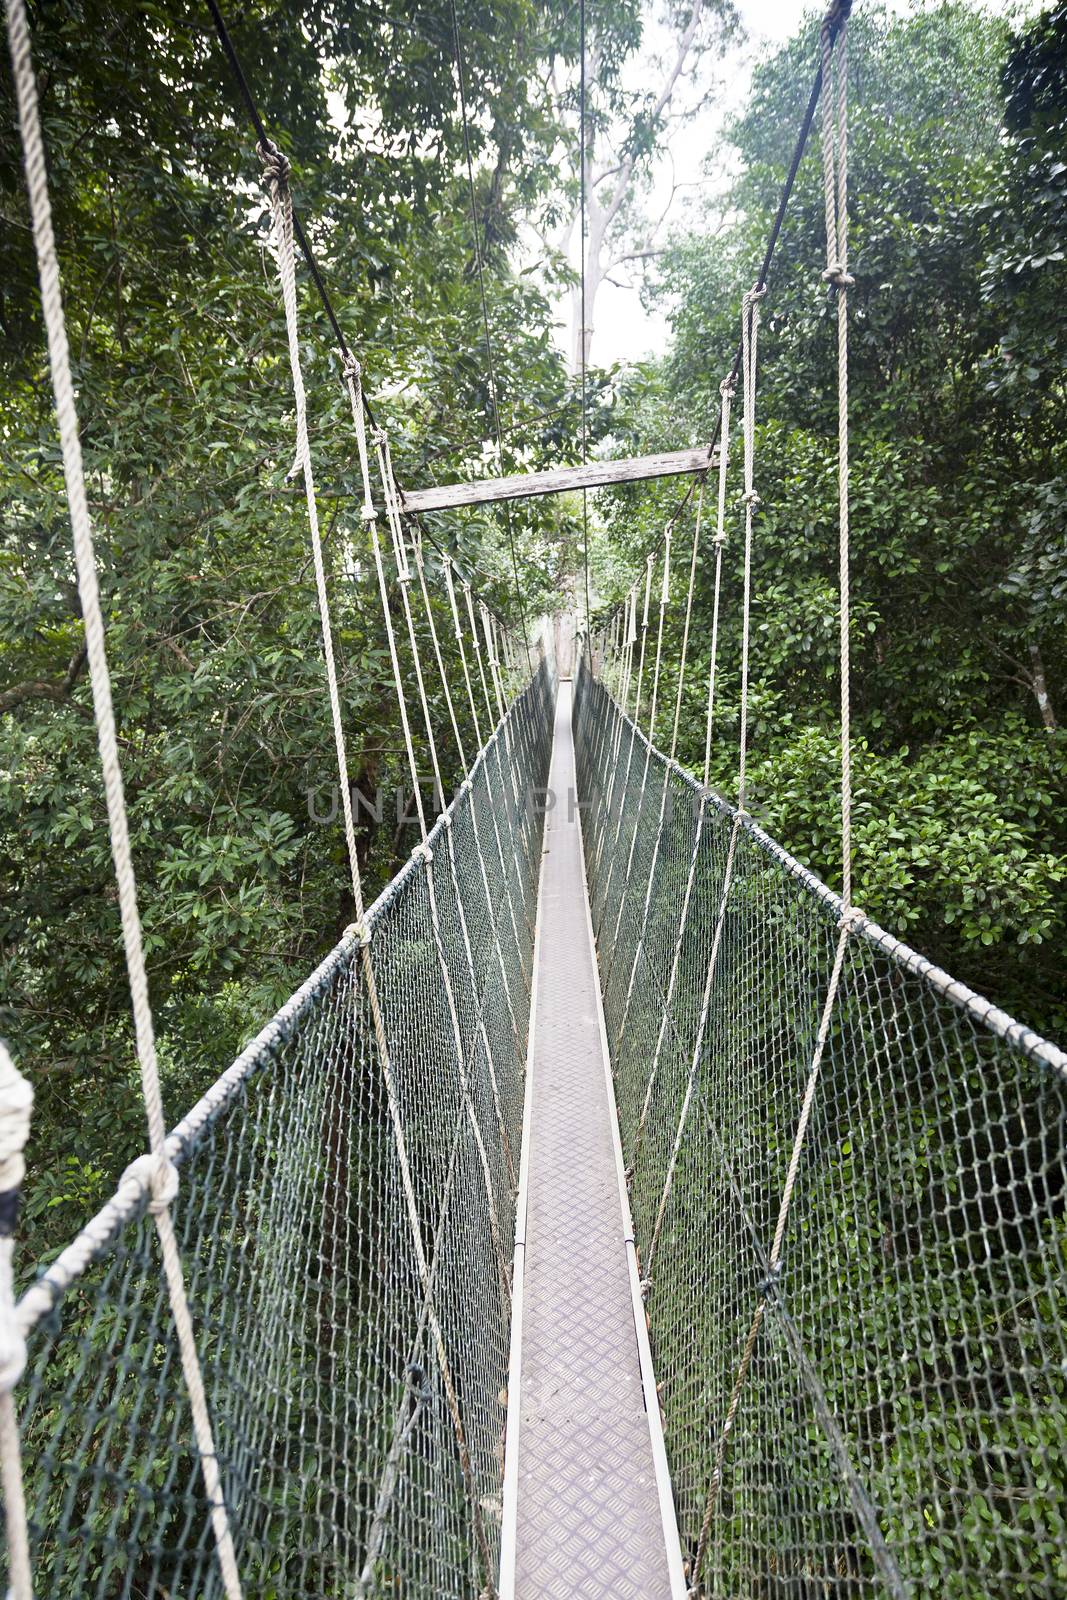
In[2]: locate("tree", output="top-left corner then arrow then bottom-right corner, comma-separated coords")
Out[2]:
527,0 -> 738,369
597,2 -> 1067,1040
0,0 -> 574,1257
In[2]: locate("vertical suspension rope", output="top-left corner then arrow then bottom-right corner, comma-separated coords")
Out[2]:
376,434 -> 520,1194
0,1042 -> 33,1600
685,11 -> 858,1590
256,128 -> 497,1590
646,284 -> 762,1281
447,0 -> 529,653
703,376 -> 734,787
615,478 -> 708,1113
578,0 -> 592,648
6,3 -> 244,1590
592,554 -> 653,923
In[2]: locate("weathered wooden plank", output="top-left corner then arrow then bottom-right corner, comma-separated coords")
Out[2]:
398,446 -> 714,515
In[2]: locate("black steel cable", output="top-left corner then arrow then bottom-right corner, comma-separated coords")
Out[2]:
601,0 -> 854,620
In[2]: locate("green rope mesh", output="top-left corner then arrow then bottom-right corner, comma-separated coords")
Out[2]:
574,658 -> 1067,1600
8,658 -> 555,1600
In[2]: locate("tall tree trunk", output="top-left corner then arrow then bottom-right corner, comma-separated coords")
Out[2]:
1029,641 -> 1056,731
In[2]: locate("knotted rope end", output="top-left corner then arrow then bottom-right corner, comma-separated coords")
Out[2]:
256,138 -> 291,192
121,1151 -> 180,1217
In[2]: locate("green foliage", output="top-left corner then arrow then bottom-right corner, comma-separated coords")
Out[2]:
603,0 -> 1067,1041
0,0 -> 581,1259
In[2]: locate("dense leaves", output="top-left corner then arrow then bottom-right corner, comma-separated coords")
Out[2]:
600,0 -> 1067,1043
0,0 -> 582,1256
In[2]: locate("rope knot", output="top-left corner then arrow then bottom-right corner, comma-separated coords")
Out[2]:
822,263 -> 855,289
256,138 -> 291,192
122,1151 -> 179,1217
411,842 -> 433,866
719,375 -> 736,400
345,918 -> 373,949
341,353 -> 361,382
360,501 -> 377,522
371,425 -> 388,449
741,488 -> 761,508
837,906 -> 865,935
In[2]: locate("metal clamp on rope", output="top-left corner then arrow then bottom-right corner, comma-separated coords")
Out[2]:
757,1261 -> 782,1299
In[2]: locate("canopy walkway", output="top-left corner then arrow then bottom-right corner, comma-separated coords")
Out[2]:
2,1 -> 1066,1597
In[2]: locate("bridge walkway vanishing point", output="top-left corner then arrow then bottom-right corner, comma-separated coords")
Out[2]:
501,679 -> 686,1600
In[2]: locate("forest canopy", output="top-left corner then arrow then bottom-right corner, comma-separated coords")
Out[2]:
1,0 -> 1065,1264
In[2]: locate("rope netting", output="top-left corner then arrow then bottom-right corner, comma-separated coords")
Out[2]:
574,659 -> 1067,1599
4,654 -> 553,1600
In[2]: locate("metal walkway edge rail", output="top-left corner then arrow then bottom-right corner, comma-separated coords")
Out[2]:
499,680 -> 687,1600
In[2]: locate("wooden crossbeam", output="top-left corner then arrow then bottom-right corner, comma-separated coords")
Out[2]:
398,446 -> 714,515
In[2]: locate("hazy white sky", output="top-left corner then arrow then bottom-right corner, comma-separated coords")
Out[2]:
589,0 -> 823,365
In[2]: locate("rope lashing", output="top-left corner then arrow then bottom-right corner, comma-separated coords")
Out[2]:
5,0 -> 245,1589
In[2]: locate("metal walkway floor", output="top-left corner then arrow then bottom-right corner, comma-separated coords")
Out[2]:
500,680 -> 684,1600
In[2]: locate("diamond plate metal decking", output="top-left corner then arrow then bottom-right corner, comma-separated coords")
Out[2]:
500,679 -> 685,1600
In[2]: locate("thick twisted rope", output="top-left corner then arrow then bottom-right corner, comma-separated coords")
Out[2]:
7,4 -> 245,1593
703,376 -> 734,786
686,13 -> 857,1591
612,483 -> 705,1056
261,144 -> 496,1591
0,1042 -> 33,1600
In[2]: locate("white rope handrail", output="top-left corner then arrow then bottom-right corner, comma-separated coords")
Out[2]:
6,2 -> 245,1591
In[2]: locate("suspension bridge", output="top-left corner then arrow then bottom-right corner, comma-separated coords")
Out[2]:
2,0 -> 1066,1596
